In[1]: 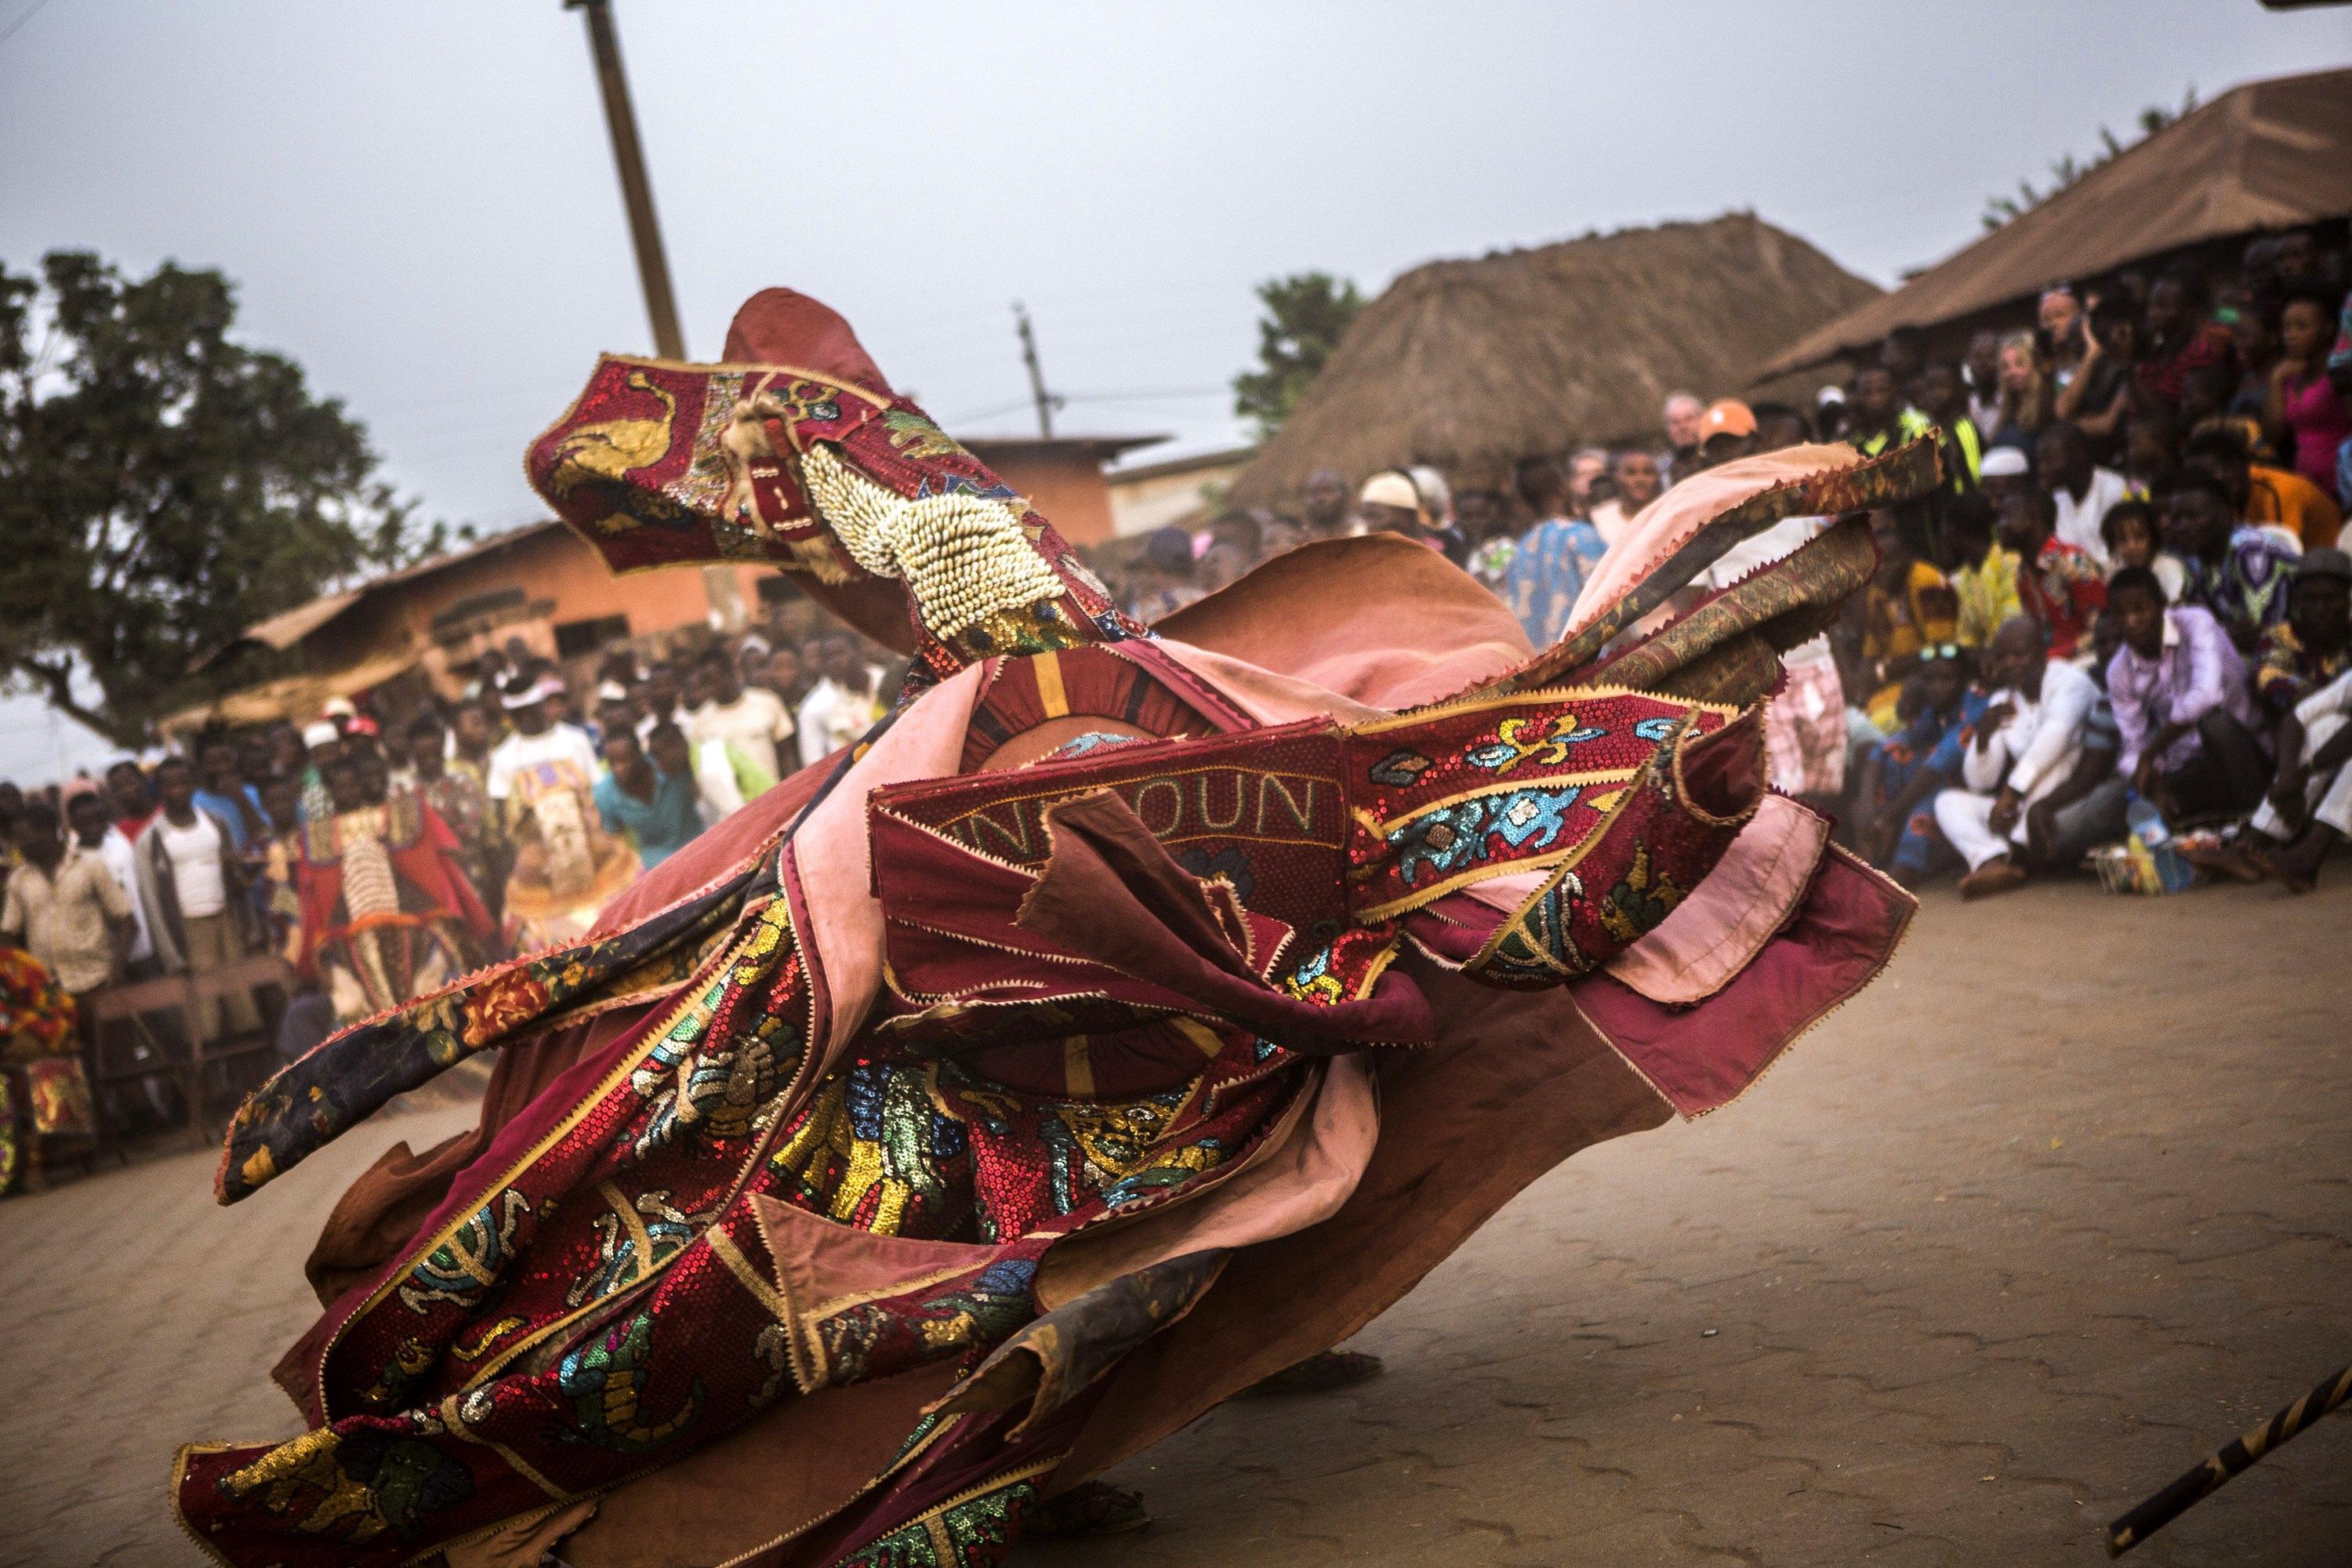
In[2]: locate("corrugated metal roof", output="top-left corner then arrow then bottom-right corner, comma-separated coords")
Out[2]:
1758,67 -> 2352,378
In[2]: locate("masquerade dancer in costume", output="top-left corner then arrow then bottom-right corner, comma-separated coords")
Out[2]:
175,290 -> 1939,1568
289,756 -> 497,1025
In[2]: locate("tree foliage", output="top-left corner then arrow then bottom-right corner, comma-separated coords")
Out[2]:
0,252 -> 439,746
1981,86 -> 2198,232
1232,271 -> 1363,440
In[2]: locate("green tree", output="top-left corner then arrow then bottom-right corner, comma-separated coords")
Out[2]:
1232,271 -> 1363,439
0,252 -> 440,746
1981,86 -> 2198,231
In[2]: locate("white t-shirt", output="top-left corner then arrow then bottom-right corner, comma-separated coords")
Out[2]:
94,826 -> 153,963
159,811 -> 227,918
688,688 -> 794,782
487,724 -> 601,802
2049,466 -> 2130,568
797,677 -> 881,770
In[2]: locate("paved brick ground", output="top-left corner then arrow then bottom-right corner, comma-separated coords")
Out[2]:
2,878 -> 2347,1566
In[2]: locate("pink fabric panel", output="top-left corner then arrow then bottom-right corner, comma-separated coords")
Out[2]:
786,662 -> 991,1072
1569,846 -> 1912,1118
1568,443 -> 1863,637
1602,793 -> 1831,1005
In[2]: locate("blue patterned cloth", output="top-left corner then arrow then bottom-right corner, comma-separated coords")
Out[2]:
1869,689 -> 1989,874
1500,517 -> 1608,647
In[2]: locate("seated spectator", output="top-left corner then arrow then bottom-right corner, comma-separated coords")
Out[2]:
594,729 -> 702,870
1851,646 -> 1985,883
2105,567 -> 2270,822
1298,466 -> 1350,539
2176,363 -> 2273,469
2118,406 -> 2178,499
686,646 -> 794,786
1976,443 -> 2033,510
1934,616 -> 2125,898
2263,281 -> 2352,505
2099,497 -> 2187,604
1499,456 -> 1606,647
2162,472 -> 2299,646
1949,493 -> 2019,648
2055,294 -> 2139,462
2182,424 -> 2340,550
1588,449 -> 1662,548
1843,365 -> 1929,459
2229,666 -> 2352,893
1997,488 -> 2105,659
1848,511 -> 1960,731
2254,549 -> 2352,725
2036,421 -> 2130,567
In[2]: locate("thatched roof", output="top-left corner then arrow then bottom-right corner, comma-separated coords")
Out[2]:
1759,66 -> 2352,378
1225,212 -> 1879,506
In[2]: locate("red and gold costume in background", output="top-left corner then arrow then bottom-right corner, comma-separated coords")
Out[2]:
174,292 -> 1938,1567
290,793 -> 498,1023
0,944 -> 89,1193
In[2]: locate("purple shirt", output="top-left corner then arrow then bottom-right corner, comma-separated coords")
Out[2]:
2105,605 -> 2259,777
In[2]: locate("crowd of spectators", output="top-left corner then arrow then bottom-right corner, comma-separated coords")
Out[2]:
1092,226 -> 2352,901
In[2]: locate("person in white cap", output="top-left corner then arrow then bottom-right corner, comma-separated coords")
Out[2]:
486,673 -> 635,949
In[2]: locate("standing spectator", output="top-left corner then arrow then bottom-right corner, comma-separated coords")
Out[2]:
632,663 -> 691,741
2136,267 -> 2235,412
2163,473 -> 2299,644
2035,421 -> 2130,567
796,637 -> 884,769
1588,450 -> 1662,548
3,804 -> 132,1028
67,790 -> 152,981
1934,616 -> 2123,898
450,699 -> 499,781
488,673 -> 633,950
107,760 -> 156,844
194,741 -> 268,852
687,647 -> 795,786
2105,568 -> 2269,821
406,714 -> 495,905
1847,511 -> 1960,731
1998,488 -> 2106,658
2181,423 -> 2340,550
1843,365 -> 1929,459
1499,456 -> 1606,647
1692,399 -> 1759,471
1563,448 -> 1609,518
1661,393 -> 1704,483
594,729 -> 702,870
1963,330 -> 2005,437
1123,527 -> 1203,622
1299,467 -> 1350,539
1989,331 -> 2053,455
760,644 -> 814,713
1851,646 -> 1984,882
132,757 -> 261,1047
1882,326 -> 1928,391
2263,282 -> 2352,505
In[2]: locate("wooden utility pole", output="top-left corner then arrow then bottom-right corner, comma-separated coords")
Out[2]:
565,0 -> 744,629
1013,301 -> 1056,438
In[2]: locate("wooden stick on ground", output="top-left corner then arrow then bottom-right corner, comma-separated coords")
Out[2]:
2106,1362 -> 2352,1556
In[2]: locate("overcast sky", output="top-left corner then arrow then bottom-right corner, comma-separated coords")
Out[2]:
2,0 -> 2348,779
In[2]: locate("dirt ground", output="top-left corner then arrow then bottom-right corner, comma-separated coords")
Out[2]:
2,876 -> 2347,1567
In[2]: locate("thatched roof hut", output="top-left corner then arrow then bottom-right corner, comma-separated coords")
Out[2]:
1225,212 -> 1879,507
1759,67 -> 2352,379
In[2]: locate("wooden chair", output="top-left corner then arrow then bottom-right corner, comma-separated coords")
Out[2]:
86,954 -> 292,1147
